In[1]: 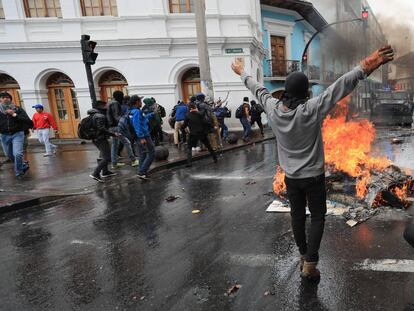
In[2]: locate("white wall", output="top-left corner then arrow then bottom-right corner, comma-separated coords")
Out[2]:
0,0 -> 264,130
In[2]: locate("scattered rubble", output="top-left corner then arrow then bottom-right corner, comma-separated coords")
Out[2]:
165,195 -> 180,202
225,284 -> 242,296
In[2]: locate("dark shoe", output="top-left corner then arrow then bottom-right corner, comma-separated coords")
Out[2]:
213,157 -> 218,163
89,174 -> 104,183
300,261 -> 320,282
137,173 -> 147,179
101,171 -> 117,178
299,255 -> 306,272
185,163 -> 192,167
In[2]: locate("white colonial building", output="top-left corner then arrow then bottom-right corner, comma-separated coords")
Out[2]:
0,0 -> 264,138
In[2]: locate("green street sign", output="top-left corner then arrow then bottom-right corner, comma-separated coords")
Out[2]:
225,48 -> 244,54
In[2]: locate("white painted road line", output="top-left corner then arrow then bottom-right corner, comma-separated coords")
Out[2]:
229,254 -> 282,267
354,259 -> 414,273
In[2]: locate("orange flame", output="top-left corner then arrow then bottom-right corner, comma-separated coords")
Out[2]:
273,94 -> 403,201
273,166 -> 286,198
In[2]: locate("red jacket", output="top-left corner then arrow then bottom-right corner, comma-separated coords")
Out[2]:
32,112 -> 58,130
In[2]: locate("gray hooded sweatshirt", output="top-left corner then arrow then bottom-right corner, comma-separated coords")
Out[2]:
241,66 -> 366,179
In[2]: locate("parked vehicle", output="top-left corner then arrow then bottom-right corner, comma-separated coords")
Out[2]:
370,90 -> 413,126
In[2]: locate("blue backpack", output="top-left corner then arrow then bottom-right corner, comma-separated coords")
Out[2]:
118,112 -> 136,141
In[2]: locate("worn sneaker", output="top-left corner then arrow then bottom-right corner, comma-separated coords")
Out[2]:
111,163 -> 126,169
137,173 -> 147,179
131,159 -> 140,167
43,153 -> 53,157
52,145 -> 58,154
89,174 -> 104,183
101,171 -> 117,178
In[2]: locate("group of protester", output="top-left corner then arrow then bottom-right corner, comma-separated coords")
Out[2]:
83,90 -> 229,181
0,92 -> 59,177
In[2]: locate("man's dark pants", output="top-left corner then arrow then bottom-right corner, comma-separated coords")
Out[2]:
404,224 -> 414,248
187,134 -> 217,164
137,136 -> 155,175
285,173 -> 327,262
251,117 -> 264,135
93,139 -> 111,176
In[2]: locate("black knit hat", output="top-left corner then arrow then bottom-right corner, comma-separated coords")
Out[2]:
243,97 -> 249,104
284,72 -> 309,100
112,90 -> 124,103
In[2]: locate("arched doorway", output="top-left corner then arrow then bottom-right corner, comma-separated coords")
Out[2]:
0,73 -> 23,107
47,72 -> 80,139
98,70 -> 128,103
272,90 -> 284,99
181,67 -> 201,103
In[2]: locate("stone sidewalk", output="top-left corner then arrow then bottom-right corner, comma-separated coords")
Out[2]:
0,131 -> 275,212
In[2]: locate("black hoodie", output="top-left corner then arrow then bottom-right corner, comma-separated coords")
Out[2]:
0,104 -> 33,135
87,108 -> 116,140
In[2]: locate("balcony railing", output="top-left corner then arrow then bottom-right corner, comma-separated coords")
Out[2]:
308,65 -> 321,81
264,59 -> 300,78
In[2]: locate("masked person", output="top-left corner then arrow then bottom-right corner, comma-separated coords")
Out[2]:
183,103 -> 217,167
232,46 -> 394,282
0,92 -> 33,177
107,90 -> 125,169
250,100 -> 264,137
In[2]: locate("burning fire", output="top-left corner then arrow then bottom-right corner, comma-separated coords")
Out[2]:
273,166 -> 286,198
273,94 -> 402,202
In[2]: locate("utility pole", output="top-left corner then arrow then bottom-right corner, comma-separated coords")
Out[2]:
194,0 -> 214,103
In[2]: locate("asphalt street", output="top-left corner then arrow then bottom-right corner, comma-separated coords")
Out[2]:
0,135 -> 413,311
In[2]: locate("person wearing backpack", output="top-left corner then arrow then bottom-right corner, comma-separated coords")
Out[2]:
250,100 -> 264,137
183,103 -> 217,167
106,90 -> 125,169
173,100 -> 188,147
142,97 -> 166,146
237,97 -> 252,142
195,93 -> 220,150
130,95 -> 155,179
84,100 -> 120,182
214,100 -> 231,141
116,96 -> 140,167
0,92 -> 33,177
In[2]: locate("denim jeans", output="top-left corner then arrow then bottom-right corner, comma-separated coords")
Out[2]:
240,117 -> 252,139
218,118 -> 228,139
37,128 -> 57,154
137,136 -> 155,175
285,174 -> 327,262
93,139 -> 111,176
111,134 -> 136,164
1,131 -> 26,176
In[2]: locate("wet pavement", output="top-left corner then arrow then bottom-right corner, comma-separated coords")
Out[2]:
0,135 -> 413,310
0,131 -> 273,210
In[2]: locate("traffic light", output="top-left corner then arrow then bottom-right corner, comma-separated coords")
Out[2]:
80,34 -> 98,65
302,53 -> 308,62
361,9 -> 369,20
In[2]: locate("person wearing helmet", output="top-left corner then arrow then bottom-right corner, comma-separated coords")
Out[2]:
232,46 -> 394,282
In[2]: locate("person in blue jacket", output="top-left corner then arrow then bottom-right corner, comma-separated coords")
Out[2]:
130,95 -> 154,179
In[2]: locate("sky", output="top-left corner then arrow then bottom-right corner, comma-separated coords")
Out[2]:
368,0 -> 414,28
368,0 -> 414,55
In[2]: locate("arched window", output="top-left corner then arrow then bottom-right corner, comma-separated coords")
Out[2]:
23,0 -> 62,18
169,0 -> 194,13
80,0 -> 117,16
0,1 -> 4,19
98,70 -> 128,103
181,67 -> 200,102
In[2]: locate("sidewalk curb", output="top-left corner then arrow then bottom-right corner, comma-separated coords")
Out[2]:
149,135 -> 275,174
0,135 -> 275,213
